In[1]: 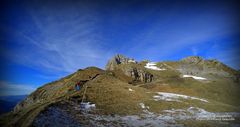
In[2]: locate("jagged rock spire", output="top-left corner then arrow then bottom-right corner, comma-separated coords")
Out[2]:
105,54 -> 137,70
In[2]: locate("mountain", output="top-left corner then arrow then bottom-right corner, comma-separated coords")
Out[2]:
0,54 -> 240,127
0,95 -> 27,114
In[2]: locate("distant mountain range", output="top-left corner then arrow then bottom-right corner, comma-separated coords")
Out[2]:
0,95 -> 27,114
0,55 -> 239,127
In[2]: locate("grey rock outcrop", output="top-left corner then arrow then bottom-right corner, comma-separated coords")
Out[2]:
124,68 -> 153,83
105,54 -> 137,70
105,54 -> 153,83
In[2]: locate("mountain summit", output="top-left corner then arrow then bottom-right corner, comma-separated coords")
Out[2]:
181,56 -> 204,64
105,54 -> 137,70
1,55 -> 240,127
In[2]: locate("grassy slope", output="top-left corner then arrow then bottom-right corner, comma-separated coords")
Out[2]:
0,67 -> 105,127
1,60 -> 239,127
140,61 -> 240,113
69,74 -> 150,115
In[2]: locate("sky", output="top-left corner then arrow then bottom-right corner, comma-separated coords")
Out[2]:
0,0 -> 239,96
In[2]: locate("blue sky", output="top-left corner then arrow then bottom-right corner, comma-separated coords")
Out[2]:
0,0 -> 239,96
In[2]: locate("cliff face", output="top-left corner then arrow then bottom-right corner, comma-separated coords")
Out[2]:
127,68 -> 153,83
106,54 -> 153,83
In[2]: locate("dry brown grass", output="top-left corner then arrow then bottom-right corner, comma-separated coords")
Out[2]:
1,63 -> 239,127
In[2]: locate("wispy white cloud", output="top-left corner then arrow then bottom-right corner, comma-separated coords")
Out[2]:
127,15 -> 235,60
1,0 -> 239,74
2,2 -> 113,74
0,81 -> 36,96
120,6 -> 239,70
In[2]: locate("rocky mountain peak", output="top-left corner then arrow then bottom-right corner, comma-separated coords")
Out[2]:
181,56 -> 204,64
105,54 -> 137,70
1,54 -> 240,127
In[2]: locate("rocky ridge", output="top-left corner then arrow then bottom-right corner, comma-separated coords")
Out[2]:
1,54 -> 240,127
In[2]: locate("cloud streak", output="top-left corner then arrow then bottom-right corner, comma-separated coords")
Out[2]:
2,1 -> 113,74
1,0 -> 239,76
0,81 -> 36,96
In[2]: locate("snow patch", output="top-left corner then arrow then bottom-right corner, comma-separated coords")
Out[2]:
128,59 -> 136,63
139,103 -> 152,114
139,103 -> 146,109
128,88 -> 134,92
84,113 -> 179,127
153,92 -> 208,103
144,62 -> 166,71
183,75 -> 207,80
80,102 -> 96,109
81,107 -> 239,126
187,107 -> 215,118
161,107 -> 240,121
